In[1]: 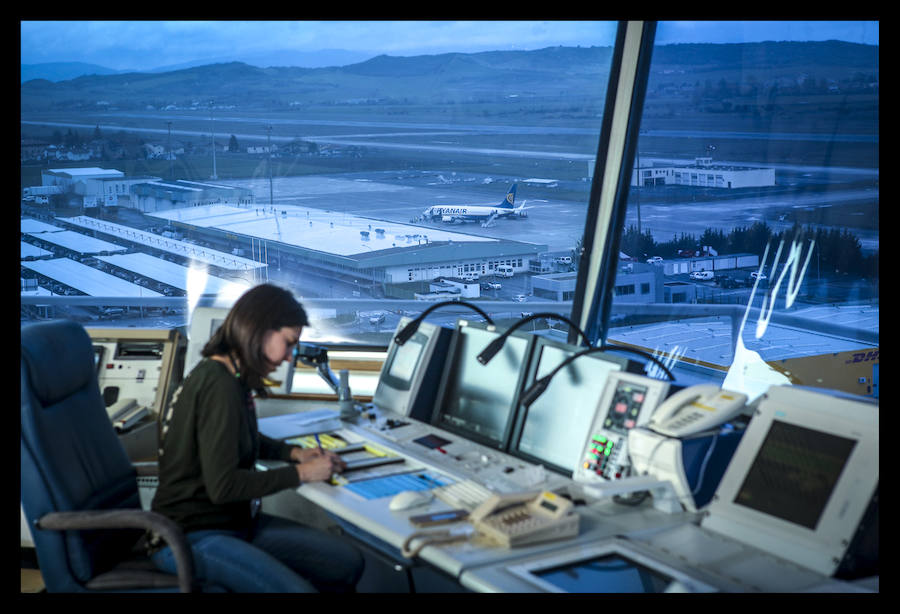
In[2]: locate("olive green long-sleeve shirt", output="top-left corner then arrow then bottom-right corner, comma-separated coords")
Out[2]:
152,358 -> 300,533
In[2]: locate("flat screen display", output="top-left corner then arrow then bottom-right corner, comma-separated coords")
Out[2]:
515,344 -> 621,472
733,419 -> 856,530
534,553 -> 674,593
386,335 -> 424,385
435,324 -> 530,447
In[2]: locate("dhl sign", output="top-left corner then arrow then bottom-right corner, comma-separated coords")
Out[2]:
768,348 -> 879,398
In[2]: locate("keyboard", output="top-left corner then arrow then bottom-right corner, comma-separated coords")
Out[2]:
433,479 -> 493,511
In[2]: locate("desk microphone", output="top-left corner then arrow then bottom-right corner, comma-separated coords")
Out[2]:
394,300 -> 495,346
476,312 -> 590,366
519,344 -> 676,408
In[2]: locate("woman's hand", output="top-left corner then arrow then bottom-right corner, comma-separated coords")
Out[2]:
290,446 -> 324,464
291,446 -> 347,483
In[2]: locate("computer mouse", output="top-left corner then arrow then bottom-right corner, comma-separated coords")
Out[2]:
389,490 -> 434,511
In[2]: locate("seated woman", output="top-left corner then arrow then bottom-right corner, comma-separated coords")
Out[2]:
150,283 -> 364,592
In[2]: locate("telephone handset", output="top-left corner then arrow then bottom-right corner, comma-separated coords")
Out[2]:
469,490 -> 579,548
647,385 -> 748,438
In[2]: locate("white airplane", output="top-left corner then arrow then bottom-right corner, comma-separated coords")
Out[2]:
420,184 -> 531,227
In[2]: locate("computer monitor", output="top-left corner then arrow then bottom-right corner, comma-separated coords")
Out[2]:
430,319 -> 535,450
508,336 -> 640,475
184,306 -> 291,393
371,317 -> 453,421
702,385 -> 878,578
184,306 -> 229,376
505,538 -> 718,593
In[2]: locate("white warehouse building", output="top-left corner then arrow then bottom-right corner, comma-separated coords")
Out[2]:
632,157 -> 775,189
40,167 -> 161,208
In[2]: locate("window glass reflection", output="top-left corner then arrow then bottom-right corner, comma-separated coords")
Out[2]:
608,21 -> 878,399
21,20 -> 617,347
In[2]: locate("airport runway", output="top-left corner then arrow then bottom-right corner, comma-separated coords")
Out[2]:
220,175 -> 588,253
23,115 -> 878,254
219,174 -> 879,255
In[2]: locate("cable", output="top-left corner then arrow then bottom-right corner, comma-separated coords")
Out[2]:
394,300 -> 494,345
477,312 -> 590,365
691,431 -> 720,497
400,526 -> 475,558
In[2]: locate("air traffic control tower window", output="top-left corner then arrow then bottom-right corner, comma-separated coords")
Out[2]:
602,20 -> 878,400
20,20 -> 618,350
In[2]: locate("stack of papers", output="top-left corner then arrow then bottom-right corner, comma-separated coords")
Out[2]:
258,409 -> 342,439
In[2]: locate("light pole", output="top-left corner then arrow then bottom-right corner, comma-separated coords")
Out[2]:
210,103 -> 217,179
267,125 -> 274,207
636,147 -> 641,234
167,121 -> 174,180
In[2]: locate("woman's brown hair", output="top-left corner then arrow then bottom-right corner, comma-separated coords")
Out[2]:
201,283 -> 309,393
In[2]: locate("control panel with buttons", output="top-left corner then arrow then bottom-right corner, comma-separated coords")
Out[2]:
574,372 -> 670,485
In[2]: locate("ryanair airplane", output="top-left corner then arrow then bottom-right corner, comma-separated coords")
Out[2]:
420,184 -> 531,227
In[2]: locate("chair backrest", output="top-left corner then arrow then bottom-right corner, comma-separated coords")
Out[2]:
21,319 -> 143,592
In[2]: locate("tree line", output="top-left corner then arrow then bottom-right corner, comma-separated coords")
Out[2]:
620,221 -> 877,279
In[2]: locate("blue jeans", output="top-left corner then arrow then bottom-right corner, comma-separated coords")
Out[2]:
151,514 -> 364,593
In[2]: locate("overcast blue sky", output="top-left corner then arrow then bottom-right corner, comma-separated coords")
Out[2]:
21,20 -> 879,71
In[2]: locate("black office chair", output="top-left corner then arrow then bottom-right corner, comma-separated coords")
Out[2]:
20,319 -> 198,592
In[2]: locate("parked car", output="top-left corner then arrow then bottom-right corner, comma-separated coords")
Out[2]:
725,275 -> 753,288
646,256 -> 663,264
513,294 -> 527,302
750,271 -> 768,281
690,270 -> 714,280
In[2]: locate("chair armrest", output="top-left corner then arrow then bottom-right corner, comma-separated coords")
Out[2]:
36,509 -> 194,593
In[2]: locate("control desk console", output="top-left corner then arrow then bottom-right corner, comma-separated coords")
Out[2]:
353,404 -> 570,495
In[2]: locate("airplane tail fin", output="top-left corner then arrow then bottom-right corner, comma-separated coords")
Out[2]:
499,184 -> 517,208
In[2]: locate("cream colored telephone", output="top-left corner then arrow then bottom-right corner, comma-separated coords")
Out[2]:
469,490 -> 579,548
647,385 -> 748,438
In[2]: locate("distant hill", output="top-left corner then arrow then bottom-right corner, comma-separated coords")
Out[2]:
20,42 -> 877,113
21,49 -> 378,83
21,62 -> 127,83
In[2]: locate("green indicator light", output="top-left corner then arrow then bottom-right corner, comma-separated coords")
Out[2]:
604,448 -> 611,455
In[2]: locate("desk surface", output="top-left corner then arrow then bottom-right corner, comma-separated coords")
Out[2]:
255,398 -> 878,594
256,398 -> 699,586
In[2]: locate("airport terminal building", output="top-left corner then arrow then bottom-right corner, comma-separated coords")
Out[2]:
632,157 -> 775,189
36,167 -> 253,210
149,203 -> 547,293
